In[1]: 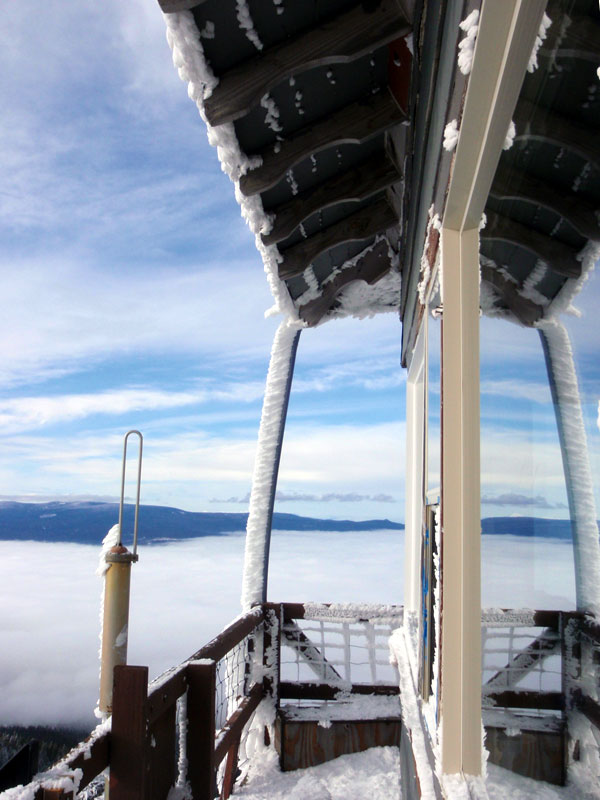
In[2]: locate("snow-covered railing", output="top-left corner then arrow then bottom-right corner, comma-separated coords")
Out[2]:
266,602 -> 403,703
10,609 -> 267,800
481,609 -> 583,716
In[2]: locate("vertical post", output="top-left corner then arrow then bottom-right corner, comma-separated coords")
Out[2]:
405,324 -> 426,615
241,323 -> 301,611
439,226 -> 481,775
99,550 -> 135,714
110,665 -> 149,800
539,323 -> 600,614
186,662 -> 216,800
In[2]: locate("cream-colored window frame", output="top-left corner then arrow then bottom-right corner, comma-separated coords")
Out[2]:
438,0 -> 548,777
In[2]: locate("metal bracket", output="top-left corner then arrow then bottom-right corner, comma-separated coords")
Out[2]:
118,430 -> 143,559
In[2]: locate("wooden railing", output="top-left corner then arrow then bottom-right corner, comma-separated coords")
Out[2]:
12,604 -> 600,800
28,607 -> 267,800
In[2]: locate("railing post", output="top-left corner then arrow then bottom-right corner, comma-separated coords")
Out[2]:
110,665 -> 149,800
187,661 -> 216,800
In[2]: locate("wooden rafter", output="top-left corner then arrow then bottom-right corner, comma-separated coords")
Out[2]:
490,162 -> 600,241
513,98 -> 600,171
298,238 -> 392,326
480,264 -> 545,327
279,196 -> 397,280
204,0 -> 411,126
482,208 -> 582,279
262,152 -> 401,245
239,89 -> 406,197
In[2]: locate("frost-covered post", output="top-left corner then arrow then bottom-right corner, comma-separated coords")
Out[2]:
241,321 -> 301,611
539,321 -> 600,615
98,531 -> 137,715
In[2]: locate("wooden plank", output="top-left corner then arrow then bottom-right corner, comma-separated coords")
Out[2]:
262,153 -> 401,245
484,690 -> 564,711
110,665 -> 149,800
188,608 -> 264,665
482,208 -> 582,279
186,662 -> 216,800
485,725 -> 566,786
220,737 -> 241,800
204,0 -> 411,126
214,683 -> 264,765
278,718 -> 400,771
513,98 -> 600,171
0,741 -> 39,793
574,690 -> 600,729
299,238 -> 392,326
147,669 -> 188,725
279,681 -> 399,700
65,732 -> 110,792
240,89 -> 405,197
490,163 -> 600,241
278,196 -> 397,279
148,705 -> 177,800
480,264 -> 545,326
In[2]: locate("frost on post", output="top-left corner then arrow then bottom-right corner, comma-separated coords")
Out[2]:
241,321 -> 301,611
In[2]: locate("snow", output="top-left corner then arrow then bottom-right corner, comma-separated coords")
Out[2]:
417,207 -> 441,305
457,10 -> 479,76
537,320 -> 600,616
232,745 -> 401,799
302,602 -> 403,626
164,11 -> 297,323
236,0 -> 263,51
241,321 -> 301,611
260,93 -> 283,133
503,120 -> 516,151
520,260 -> 550,307
282,693 -> 400,723
389,625 -> 439,799
443,119 -> 459,152
528,13 -> 552,73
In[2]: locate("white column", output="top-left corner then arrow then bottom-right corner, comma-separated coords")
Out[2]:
439,226 -> 482,775
539,322 -> 600,615
241,321 -> 301,611
405,325 -> 426,615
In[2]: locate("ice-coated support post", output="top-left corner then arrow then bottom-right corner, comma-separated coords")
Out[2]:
241,322 -> 301,611
539,322 -> 600,615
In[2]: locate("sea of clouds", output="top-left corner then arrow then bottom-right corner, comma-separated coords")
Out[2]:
0,530 -> 575,727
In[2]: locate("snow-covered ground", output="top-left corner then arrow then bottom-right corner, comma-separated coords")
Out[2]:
233,745 -> 401,800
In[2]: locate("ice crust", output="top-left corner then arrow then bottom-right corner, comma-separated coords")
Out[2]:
538,320 -> 600,615
241,322 -> 301,611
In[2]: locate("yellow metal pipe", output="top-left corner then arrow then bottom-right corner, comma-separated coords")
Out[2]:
98,545 -> 135,714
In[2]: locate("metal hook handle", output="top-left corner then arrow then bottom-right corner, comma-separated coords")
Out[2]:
118,430 -> 143,557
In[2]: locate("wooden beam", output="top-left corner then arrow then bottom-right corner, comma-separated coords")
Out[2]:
513,98 -> 600,172
490,162 -> 600,241
240,89 -> 405,197
204,0 -> 411,126
279,681 -> 399,701
298,238 -> 393,326
484,690 -> 564,711
262,153 -> 401,245
482,208 -> 582,279
110,666 -> 149,800
279,196 -> 397,280
480,264 -> 545,327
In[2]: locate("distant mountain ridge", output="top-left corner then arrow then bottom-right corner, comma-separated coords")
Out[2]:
0,501 -> 404,545
0,502 -> 587,546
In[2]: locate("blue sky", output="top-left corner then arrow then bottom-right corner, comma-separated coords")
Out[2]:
1,1 -> 597,522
